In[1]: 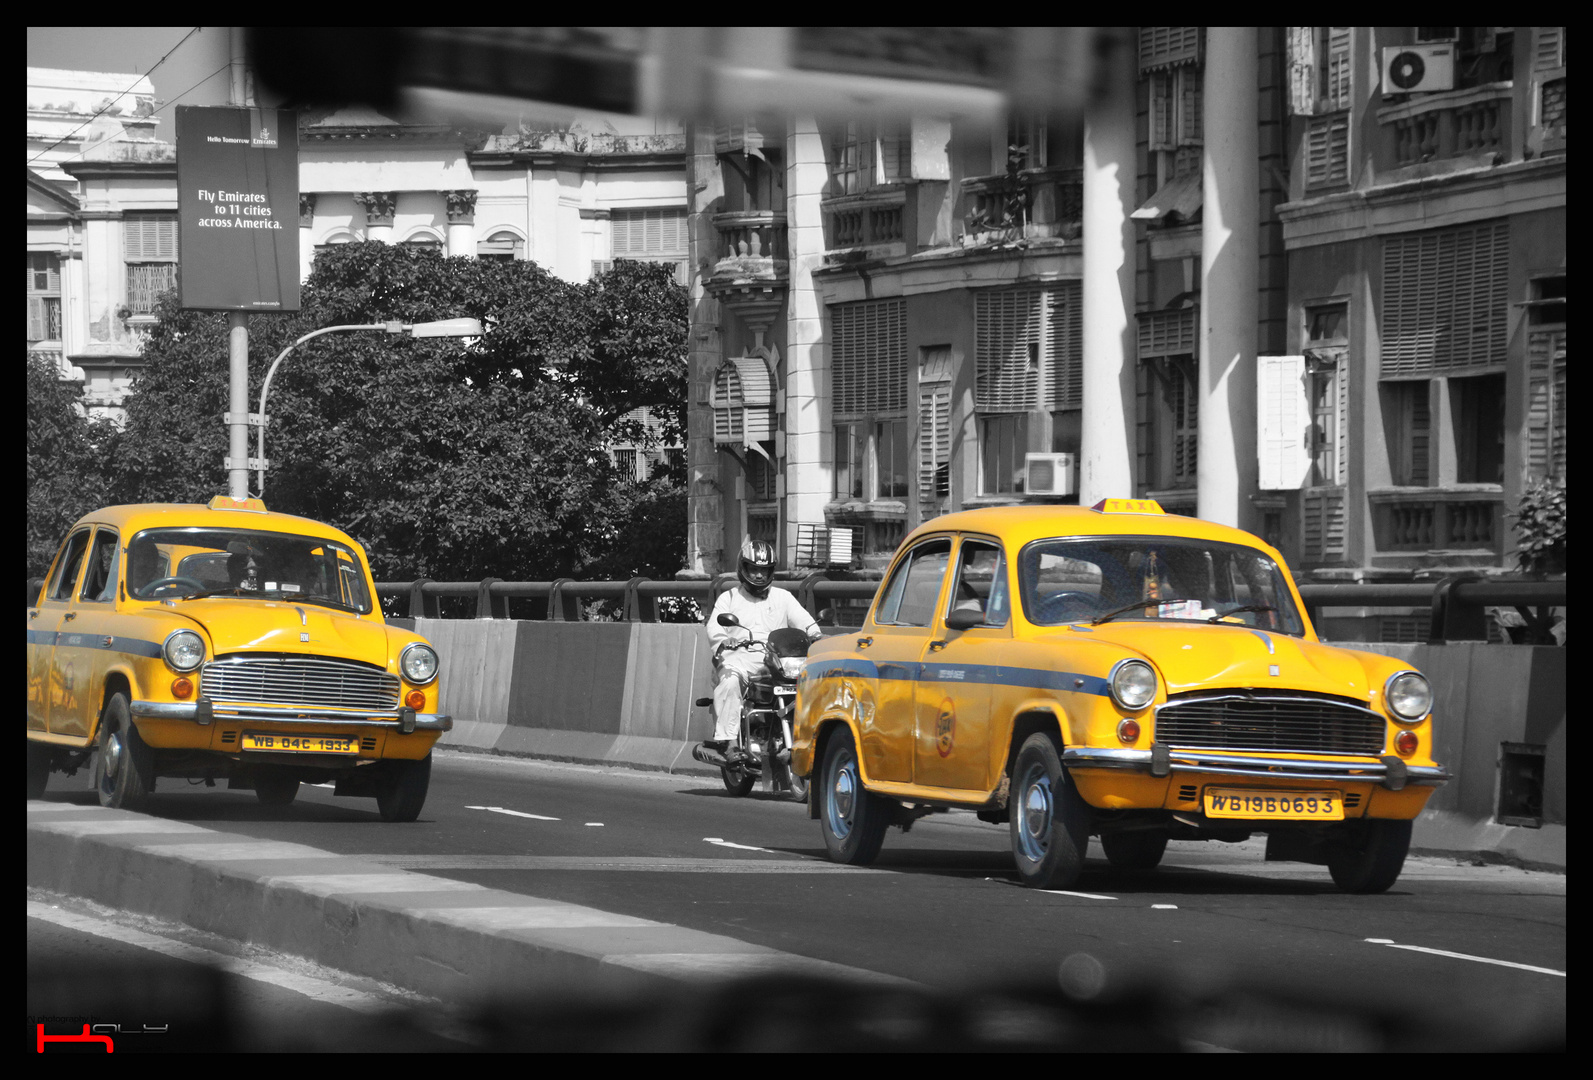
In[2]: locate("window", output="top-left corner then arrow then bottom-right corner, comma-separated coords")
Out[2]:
48,530 -> 92,602
1142,29 -> 1204,193
918,347 -> 953,511
27,252 -> 62,344
979,413 -> 1028,495
949,540 -> 1009,627
1383,381 -> 1431,487
875,538 -> 952,627
80,529 -> 119,603
610,208 -> 688,284
1451,373 -> 1505,484
478,231 -> 524,262
827,120 -> 909,195
1382,222 -> 1510,377
1525,277 -> 1566,481
1288,28 -> 1352,189
1304,302 -> 1350,487
831,299 -> 907,502
123,213 -> 177,315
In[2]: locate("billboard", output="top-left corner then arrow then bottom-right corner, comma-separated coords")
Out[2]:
175,106 -> 299,311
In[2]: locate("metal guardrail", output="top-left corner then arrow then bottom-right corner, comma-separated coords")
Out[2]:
28,574 -> 1564,644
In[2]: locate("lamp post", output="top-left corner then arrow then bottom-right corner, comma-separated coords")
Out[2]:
253,317 -> 482,496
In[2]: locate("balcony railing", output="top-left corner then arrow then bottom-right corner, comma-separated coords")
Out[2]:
1368,487 -> 1504,555
960,166 -> 1083,243
822,187 -> 906,252
708,211 -> 787,288
1378,83 -> 1513,168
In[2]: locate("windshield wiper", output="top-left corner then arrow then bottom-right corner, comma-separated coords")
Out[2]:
292,595 -> 359,613
1090,596 -> 1208,626
1208,604 -> 1278,623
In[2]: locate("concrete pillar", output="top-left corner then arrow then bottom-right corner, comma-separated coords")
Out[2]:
1199,27 -> 1259,530
445,190 -> 477,258
355,191 -> 395,243
1080,31 -> 1139,505
783,118 -> 831,570
685,124 -> 726,575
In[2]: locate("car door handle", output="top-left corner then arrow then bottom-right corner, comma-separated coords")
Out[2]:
856,637 -> 873,648
928,639 -> 948,652
62,612 -> 76,621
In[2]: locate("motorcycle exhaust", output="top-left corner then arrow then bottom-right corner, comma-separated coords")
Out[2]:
692,744 -> 728,767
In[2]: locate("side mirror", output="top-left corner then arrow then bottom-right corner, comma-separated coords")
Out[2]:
944,607 -> 985,631
717,613 -> 741,627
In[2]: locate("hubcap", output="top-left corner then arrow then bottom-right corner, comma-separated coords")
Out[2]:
1017,768 -> 1052,861
103,731 -> 123,780
828,755 -> 857,839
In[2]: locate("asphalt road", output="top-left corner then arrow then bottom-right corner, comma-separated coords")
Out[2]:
31,749 -> 1566,1052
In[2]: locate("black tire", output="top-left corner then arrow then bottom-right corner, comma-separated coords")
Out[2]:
721,764 -> 755,797
785,767 -> 809,804
1009,733 -> 1090,889
817,727 -> 889,865
93,693 -> 153,811
1100,829 -> 1169,870
253,772 -> 300,806
27,741 -> 52,799
375,752 -> 431,822
1326,819 -> 1412,894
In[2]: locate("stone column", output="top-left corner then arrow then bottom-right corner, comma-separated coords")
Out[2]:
298,192 -> 316,282
783,118 -> 831,570
1080,30 -> 1139,505
354,191 -> 396,243
444,190 -> 478,257
1199,27 -> 1259,530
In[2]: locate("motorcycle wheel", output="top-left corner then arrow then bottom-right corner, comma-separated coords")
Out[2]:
785,768 -> 809,804
721,764 -> 755,797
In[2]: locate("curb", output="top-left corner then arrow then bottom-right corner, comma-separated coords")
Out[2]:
25,802 -> 907,1003
1411,811 -> 1566,873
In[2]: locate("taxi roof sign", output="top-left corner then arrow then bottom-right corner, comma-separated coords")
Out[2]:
1091,498 -> 1164,515
208,495 -> 268,512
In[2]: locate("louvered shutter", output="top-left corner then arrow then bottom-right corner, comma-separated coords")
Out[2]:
1382,222 -> 1510,377
1526,329 -> 1567,479
918,382 -> 951,500
1139,27 -> 1202,74
831,300 -> 906,415
1325,28 -> 1352,110
28,297 -> 48,341
1535,27 -> 1565,70
1257,356 -> 1312,490
1046,284 -> 1083,410
976,290 -> 1041,412
1179,68 -> 1203,145
1149,74 -> 1174,150
1336,357 -> 1350,486
1306,115 -> 1349,188
1303,488 -> 1347,563
124,215 -> 177,260
1287,28 -> 1317,114
1408,388 -> 1431,486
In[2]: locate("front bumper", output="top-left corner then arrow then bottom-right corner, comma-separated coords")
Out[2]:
131,697 -> 452,733
1063,744 -> 1450,791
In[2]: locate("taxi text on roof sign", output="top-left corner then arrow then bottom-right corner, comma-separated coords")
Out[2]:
1091,498 -> 1164,515
208,495 -> 268,512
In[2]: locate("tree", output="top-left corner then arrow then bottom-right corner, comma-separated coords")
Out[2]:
110,243 -> 687,586
27,353 -> 112,580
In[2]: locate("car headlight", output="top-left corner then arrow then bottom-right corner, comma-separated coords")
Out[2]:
1109,659 -> 1157,711
400,643 -> 440,686
1384,670 -> 1431,722
163,629 -> 205,673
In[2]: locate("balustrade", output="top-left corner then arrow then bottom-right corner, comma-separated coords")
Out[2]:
1380,83 -> 1512,167
960,166 -> 1083,242
821,187 -> 907,252
708,211 -> 787,287
1369,488 -> 1503,554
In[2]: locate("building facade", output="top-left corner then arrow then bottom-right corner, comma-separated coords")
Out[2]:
682,27 -> 1566,613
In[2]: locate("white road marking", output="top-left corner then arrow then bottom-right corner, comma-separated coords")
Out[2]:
585,822 -> 604,827
465,805 -> 559,821
1038,890 -> 1119,900
1364,938 -> 1565,977
703,837 -> 789,854
1151,904 -> 1179,909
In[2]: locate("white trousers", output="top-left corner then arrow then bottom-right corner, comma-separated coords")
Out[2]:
713,648 -> 769,742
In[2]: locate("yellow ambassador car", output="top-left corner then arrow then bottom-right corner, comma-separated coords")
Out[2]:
27,497 -> 449,821
794,500 -> 1450,894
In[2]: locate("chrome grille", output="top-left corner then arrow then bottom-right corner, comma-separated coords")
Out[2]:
201,655 -> 399,712
1155,692 -> 1385,756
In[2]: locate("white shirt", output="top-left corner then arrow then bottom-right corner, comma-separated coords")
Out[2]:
707,585 -> 820,655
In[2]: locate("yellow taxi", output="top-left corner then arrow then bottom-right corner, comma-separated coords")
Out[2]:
26,497 -> 449,821
793,500 -> 1449,893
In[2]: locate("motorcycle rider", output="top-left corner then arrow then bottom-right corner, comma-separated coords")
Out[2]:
702,538 -> 821,762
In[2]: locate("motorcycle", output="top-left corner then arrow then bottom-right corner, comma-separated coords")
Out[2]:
692,613 -> 811,801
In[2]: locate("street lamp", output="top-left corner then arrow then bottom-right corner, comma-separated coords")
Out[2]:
253,317 -> 483,495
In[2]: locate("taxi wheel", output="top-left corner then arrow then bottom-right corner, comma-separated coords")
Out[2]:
1100,829 -> 1169,870
94,694 -> 153,811
1326,819 -> 1411,894
721,765 -> 755,797
253,772 -> 300,806
819,728 -> 888,865
1010,733 -> 1089,889
28,742 -> 53,799
376,752 -> 432,822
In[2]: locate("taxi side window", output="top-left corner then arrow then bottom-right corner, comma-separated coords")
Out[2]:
80,529 -> 120,603
875,539 -> 952,627
949,540 -> 1009,627
47,529 -> 92,602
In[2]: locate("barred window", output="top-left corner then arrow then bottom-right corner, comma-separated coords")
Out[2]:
27,252 -> 62,343
123,213 -> 177,315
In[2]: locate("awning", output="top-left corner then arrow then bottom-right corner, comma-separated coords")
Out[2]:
1131,171 -> 1203,225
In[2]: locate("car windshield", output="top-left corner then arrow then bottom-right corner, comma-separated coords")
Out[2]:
1018,536 -> 1304,635
126,527 -> 374,613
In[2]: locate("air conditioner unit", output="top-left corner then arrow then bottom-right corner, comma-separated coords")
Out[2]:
1024,453 -> 1076,497
1383,44 -> 1455,96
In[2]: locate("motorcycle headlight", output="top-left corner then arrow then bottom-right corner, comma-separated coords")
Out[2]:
400,642 -> 440,686
780,656 -> 805,679
1384,670 -> 1431,722
1109,659 -> 1157,711
163,629 -> 205,673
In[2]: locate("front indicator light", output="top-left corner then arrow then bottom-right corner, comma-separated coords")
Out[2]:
405,689 -> 426,710
171,677 -> 194,700
1395,730 -> 1419,757
1117,718 -> 1141,743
